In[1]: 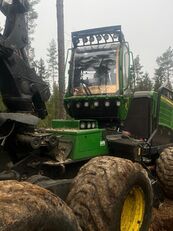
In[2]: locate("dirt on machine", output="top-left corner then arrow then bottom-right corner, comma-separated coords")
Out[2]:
0,0 -> 173,231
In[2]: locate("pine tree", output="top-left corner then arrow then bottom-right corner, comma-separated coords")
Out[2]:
153,46 -> 173,91
38,84 -> 59,127
139,72 -> 153,91
37,58 -> 48,81
134,55 -> 144,90
26,0 -> 40,65
153,67 -> 165,91
47,39 -> 58,89
134,55 -> 153,91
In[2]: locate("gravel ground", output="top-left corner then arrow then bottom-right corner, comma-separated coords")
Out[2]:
149,199 -> 173,231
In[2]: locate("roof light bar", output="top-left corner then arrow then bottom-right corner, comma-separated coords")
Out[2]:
72,25 -> 125,48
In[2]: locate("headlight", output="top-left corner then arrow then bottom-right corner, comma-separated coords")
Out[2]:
96,35 -> 102,42
87,122 -> 91,129
84,102 -> 89,107
103,34 -> 109,41
105,101 -> 110,107
76,103 -> 81,108
92,122 -> 96,129
94,101 -> 99,107
83,37 -> 88,44
116,101 -> 121,106
89,36 -> 95,43
80,122 -> 86,129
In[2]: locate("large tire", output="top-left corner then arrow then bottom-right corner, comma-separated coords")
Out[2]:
156,147 -> 173,198
0,180 -> 81,231
66,156 -> 153,231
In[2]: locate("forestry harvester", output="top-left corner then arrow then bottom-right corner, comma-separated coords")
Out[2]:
0,1 -> 173,231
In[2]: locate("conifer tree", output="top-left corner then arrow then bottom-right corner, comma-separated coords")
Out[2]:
47,39 -> 58,89
26,0 -> 40,65
134,55 -> 153,91
38,84 -> 59,127
153,47 -> 173,91
37,58 -> 48,82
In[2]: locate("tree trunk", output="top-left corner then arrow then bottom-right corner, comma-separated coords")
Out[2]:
56,0 -> 65,119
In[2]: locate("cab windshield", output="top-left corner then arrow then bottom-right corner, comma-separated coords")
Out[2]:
72,44 -> 119,96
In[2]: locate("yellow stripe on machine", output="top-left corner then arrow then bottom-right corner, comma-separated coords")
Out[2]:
161,96 -> 173,107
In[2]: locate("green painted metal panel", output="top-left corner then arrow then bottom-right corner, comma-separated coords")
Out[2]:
50,128 -> 108,160
52,119 -> 98,130
52,120 -> 80,129
159,96 -> 173,130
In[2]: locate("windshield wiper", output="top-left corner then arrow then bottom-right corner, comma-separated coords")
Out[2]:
80,79 -> 91,96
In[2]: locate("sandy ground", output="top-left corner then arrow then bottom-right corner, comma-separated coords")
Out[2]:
150,199 -> 173,231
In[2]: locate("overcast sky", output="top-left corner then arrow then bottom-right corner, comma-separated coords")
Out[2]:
1,0 -> 173,77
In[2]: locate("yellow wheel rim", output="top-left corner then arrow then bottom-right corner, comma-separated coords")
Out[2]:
120,186 -> 145,231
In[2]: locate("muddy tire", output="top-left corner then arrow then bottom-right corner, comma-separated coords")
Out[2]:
0,180 -> 81,231
156,147 -> 173,198
67,156 -> 153,231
